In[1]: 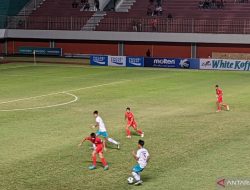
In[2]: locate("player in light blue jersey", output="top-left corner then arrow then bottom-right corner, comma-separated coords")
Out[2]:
131,139 -> 150,185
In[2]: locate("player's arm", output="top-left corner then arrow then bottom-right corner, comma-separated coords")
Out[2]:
78,137 -> 89,147
92,122 -> 99,129
132,150 -> 139,161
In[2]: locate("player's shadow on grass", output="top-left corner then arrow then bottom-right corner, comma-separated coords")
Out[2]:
85,161 -> 112,167
130,131 -> 142,137
141,175 -> 153,183
106,146 -> 118,150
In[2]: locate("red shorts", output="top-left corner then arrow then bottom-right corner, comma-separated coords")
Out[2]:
95,145 -> 103,153
217,96 -> 223,103
128,121 -> 137,129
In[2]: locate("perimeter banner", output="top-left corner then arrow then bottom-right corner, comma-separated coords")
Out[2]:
108,56 -> 126,67
126,56 -> 144,67
144,58 -> 199,69
200,59 -> 250,71
18,47 -> 62,56
144,58 -> 178,68
90,55 -> 108,66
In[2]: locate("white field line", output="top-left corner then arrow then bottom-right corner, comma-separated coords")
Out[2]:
0,80 -> 130,112
0,65 -> 34,70
0,92 -> 78,112
0,80 -> 129,105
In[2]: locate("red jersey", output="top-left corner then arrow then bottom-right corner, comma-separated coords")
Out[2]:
125,112 -> 135,122
85,136 -> 103,146
216,88 -> 223,97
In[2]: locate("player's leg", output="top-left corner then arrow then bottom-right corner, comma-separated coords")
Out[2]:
89,150 -> 97,170
103,131 -> 120,149
107,137 -> 120,149
98,150 -> 109,170
132,123 -> 144,137
132,171 -> 140,182
132,164 -> 143,185
221,103 -> 230,111
126,125 -> 131,138
216,101 -> 221,112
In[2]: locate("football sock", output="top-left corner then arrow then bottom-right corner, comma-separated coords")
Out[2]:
126,129 -> 131,136
217,105 -> 221,110
92,155 -> 97,166
108,137 -> 119,145
101,158 -> 107,166
132,172 -> 140,181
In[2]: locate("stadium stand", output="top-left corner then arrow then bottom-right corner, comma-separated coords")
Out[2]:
5,0 -> 94,30
0,0 -> 30,28
0,0 -> 30,16
1,0 -> 250,33
96,0 -> 250,33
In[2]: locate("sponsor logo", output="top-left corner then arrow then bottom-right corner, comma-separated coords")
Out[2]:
201,60 -> 212,67
200,59 -> 250,71
212,60 -> 250,71
93,56 -> 107,65
110,57 -> 124,65
200,59 -> 212,68
153,59 -> 175,65
108,56 -> 126,67
127,57 -> 143,66
179,59 -> 190,68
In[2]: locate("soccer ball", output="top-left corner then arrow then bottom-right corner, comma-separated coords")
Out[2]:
127,177 -> 134,184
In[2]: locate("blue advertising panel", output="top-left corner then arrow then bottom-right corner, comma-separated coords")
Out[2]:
18,47 -> 62,56
126,56 -> 144,67
144,58 -> 179,68
90,55 -> 108,66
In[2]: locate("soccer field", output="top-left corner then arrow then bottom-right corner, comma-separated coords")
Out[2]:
0,63 -> 250,190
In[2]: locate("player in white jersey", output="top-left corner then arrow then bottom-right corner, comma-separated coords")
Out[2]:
92,110 -> 120,150
131,139 -> 150,185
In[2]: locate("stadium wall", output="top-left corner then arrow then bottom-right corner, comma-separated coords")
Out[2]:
124,42 -> 191,58
4,30 -> 250,58
0,40 -> 4,54
197,43 -> 250,58
6,39 -> 50,55
55,40 -> 118,55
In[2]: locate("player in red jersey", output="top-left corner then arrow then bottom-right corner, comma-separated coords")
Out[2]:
125,107 -> 144,138
78,133 -> 109,170
215,85 -> 230,112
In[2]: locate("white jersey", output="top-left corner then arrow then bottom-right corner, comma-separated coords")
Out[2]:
136,148 -> 149,168
95,116 -> 107,132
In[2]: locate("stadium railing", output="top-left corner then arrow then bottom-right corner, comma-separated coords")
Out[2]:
2,15 -> 250,34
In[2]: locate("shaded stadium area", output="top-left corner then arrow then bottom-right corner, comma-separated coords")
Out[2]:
1,0 -> 250,33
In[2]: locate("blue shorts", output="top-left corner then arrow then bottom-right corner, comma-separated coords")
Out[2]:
132,164 -> 144,173
96,131 -> 108,138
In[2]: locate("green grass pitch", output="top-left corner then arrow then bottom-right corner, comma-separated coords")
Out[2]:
0,63 -> 250,190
